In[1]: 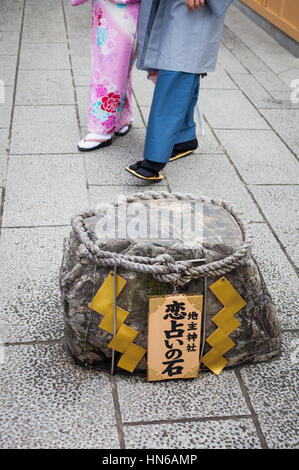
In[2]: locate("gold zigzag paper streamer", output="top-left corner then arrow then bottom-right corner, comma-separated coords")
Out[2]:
201,276 -> 246,376
88,271 -> 146,373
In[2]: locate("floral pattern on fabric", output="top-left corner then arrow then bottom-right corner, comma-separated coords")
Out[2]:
87,0 -> 140,134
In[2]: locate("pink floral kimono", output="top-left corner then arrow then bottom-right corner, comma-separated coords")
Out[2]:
72,0 -> 140,135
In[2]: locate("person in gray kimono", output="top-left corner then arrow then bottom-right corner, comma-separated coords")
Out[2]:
126,0 -> 233,181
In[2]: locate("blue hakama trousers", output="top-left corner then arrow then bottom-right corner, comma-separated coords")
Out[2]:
144,70 -> 200,164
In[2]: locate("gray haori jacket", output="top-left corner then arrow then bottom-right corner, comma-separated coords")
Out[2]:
137,0 -> 233,74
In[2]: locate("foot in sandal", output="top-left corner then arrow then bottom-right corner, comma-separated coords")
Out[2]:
126,160 -> 165,182
169,138 -> 198,162
115,121 -> 133,137
77,133 -> 112,152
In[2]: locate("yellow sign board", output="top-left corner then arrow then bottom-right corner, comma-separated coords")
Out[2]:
148,294 -> 203,382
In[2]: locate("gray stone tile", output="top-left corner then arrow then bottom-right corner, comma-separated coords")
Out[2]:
200,89 -> 269,129
19,42 -> 70,70
222,27 -> 271,73
139,106 -> 150,124
0,227 -> 69,342
22,0 -> 66,43
225,4 -> 269,50
225,7 -> 299,77
195,124 -> 224,154
3,154 -> 88,226
76,86 -> 89,129
215,129 -> 299,184
132,95 -> 145,129
0,31 -> 19,55
72,54 -> 92,87
132,69 -> 154,107
250,186 -> 299,268
63,0 -> 91,34
218,45 -> 248,74
0,128 -> 8,186
200,65 -> 237,90
0,86 -> 13,128
166,154 -> 263,222
201,66 -> 237,89
10,106 -> 79,154
123,419 -> 261,449
0,127 -> 8,151
0,14 -> 22,33
251,223 -> 299,329
230,73 -> 299,110
240,332 -> 299,449
0,0 -> 24,13
0,1 -> 23,32
0,56 -> 17,86
22,22 -> 66,44
69,37 -> 91,59
270,89 -> 299,104
259,108 -> 299,155
195,107 -> 225,154
252,40 -> 299,76
253,71 -> 291,94
16,70 -> 74,105
89,185 -> 168,209
85,128 -> 167,186
0,342 -> 119,449
117,370 -> 249,423
279,68 -> 299,88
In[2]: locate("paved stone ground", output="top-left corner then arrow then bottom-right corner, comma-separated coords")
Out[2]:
0,0 -> 298,449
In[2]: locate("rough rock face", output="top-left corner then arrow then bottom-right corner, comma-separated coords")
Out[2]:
59,199 -> 280,375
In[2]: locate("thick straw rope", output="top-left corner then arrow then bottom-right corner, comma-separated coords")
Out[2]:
71,191 -> 253,286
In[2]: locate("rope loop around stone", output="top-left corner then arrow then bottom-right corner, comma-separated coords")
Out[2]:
71,191 -> 253,286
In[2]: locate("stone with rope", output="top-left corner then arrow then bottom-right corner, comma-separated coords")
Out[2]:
71,191 -> 253,286
60,191 -> 280,375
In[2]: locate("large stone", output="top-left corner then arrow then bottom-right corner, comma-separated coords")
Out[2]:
59,193 -> 280,375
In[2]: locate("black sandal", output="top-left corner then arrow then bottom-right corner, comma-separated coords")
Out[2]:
169,138 -> 198,162
125,161 -> 165,181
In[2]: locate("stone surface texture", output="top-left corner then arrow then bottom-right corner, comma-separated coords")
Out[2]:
0,0 -> 298,449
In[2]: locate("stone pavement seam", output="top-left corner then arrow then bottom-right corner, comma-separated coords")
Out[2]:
122,415 -> 253,426
206,117 -> 299,277
248,188 -> 298,277
132,89 -> 147,130
234,368 -> 268,449
4,337 -> 64,347
61,0 -> 126,439
222,25 -> 272,77
0,0 -> 25,238
14,103 -> 76,107
1,224 -> 70,229
9,152 -> 83,156
61,0 -> 90,207
61,0 -> 84,136
109,375 -> 126,449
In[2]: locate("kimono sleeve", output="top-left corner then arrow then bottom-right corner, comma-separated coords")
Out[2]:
206,0 -> 233,17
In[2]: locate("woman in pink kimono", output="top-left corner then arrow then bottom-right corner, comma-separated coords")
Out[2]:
72,0 -> 140,151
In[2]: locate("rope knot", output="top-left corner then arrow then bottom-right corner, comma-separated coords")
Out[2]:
153,253 -> 175,265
